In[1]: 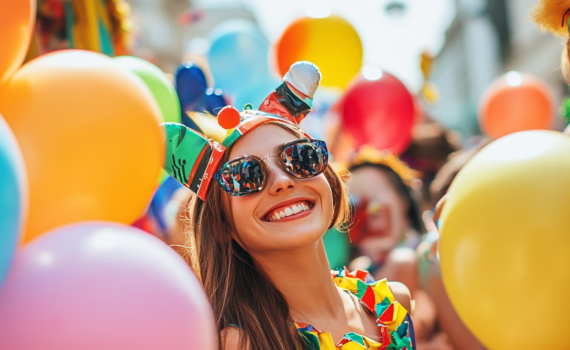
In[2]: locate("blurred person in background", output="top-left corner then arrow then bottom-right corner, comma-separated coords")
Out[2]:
347,144 -> 487,349
347,146 -> 423,283
415,145 -> 487,350
346,147 -> 447,349
401,117 -> 461,212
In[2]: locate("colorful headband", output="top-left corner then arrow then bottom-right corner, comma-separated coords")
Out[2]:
162,61 -> 322,200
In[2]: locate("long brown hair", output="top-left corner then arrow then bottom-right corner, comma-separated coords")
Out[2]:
183,122 -> 350,350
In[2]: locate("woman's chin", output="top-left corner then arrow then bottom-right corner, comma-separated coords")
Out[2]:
260,226 -> 327,251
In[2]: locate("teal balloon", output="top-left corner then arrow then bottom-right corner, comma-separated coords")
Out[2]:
0,115 -> 27,288
207,20 -> 280,108
233,77 -> 279,111
323,227 -> 350,269
114,56 -> 181,123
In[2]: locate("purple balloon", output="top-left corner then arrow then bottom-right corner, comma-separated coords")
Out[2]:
0,222 -> 217,350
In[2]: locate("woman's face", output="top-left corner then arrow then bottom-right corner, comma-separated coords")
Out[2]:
349,166 -> 409,247
227,124 -> 334,254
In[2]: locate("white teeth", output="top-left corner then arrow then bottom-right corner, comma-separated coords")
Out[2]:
268,202 -> 312,222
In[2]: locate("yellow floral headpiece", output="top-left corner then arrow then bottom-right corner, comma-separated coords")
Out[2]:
531,0 -> 570,36
348,145 -> 420,186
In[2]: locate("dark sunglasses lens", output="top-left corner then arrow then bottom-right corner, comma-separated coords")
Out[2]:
280,141 -> 328,178
215,157 -> 264,196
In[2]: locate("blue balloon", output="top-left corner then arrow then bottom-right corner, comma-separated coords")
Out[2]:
202,87 -> 227,114
0,116 -> 27,288
175,62 -> 208,113
233,77 -> 280,111
147,176 -> 183,234
207,20 -> 275,96
175,62 -> 228,129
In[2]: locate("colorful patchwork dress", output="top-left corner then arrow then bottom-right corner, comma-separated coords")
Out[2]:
296,268 -> 415,350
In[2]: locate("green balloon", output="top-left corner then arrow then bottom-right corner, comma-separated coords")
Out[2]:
323,227 -> 350,269
114,56 -> 181,124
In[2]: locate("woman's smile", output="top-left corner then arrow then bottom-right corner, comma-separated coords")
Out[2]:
262,197 -> 316,222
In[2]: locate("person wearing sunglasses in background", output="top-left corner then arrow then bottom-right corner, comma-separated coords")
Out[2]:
162,62 -> 417,350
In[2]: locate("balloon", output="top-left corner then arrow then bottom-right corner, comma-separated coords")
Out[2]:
340,70 -> 415,154
0,116 -> 27,288
0,222 -> 217,350
0,50 -> 164,243
439,130 -> 570,350
174,62 -> 227,129
207,20 -> 280,107
275,16 -> 362,89
479,72 -> 553,139
133,176 -> 183,237
0,0 -> 35,86
232,77 -> 279,111
114,56 -> 181,124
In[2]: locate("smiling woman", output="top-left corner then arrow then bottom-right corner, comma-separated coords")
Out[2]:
162,62 -> 416,350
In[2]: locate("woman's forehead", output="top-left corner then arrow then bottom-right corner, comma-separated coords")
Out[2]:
229,124 -> 299,158
350,167 -> 395,193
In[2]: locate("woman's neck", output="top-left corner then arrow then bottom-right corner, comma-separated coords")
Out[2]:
251,238 -> 344,322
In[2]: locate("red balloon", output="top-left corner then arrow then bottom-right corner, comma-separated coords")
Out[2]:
340,72 -> 415,154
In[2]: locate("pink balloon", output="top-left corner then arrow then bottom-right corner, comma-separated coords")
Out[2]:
0,222 -> 217,350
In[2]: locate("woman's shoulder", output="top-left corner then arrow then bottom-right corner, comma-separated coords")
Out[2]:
331,267 -> 413,316
388,280 -> 413,312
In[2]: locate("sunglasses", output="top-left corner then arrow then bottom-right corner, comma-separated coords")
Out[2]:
213,139 -> 329,196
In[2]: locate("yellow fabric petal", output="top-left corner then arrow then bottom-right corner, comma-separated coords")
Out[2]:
384,302 -> 409,331
362,336 -> 382,349
334,276 -> 359,292
371,279 -> 395,304
318,331 -> 336,350
341,342 -> 367,350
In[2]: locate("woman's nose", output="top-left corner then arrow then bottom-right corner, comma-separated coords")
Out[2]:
265,158 -> 295,195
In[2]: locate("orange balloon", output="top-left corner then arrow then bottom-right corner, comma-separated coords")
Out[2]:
479,72 -> 553,139
0,0 -> 35,86
0,50 -> 164,243
275,16 -> 362,89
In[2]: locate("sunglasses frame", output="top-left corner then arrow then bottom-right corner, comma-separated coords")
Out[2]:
214,139 -> 329,197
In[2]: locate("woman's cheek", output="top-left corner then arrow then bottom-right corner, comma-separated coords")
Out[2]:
230,197 -> 259,243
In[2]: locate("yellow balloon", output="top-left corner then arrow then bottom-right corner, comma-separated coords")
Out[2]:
439,130 -> 570,350
275,16 -> 362,89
